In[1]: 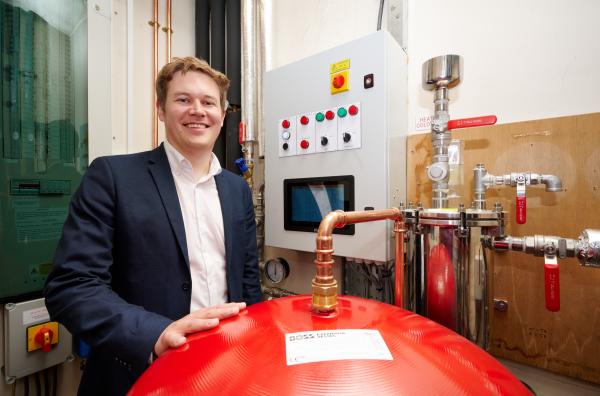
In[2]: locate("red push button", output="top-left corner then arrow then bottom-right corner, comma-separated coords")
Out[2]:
332,74 -> 345,89
300,116 -> 309,125
281,120 -> 290,129
300,140 -> 309,149
325,111 -> 335,120
349,105 -> 359,116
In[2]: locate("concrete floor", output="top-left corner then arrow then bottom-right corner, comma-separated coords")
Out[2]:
498,359 -> 600,396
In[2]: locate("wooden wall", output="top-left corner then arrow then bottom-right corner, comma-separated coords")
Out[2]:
406,113 -> 600,384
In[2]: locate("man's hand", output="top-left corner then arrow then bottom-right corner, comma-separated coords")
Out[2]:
154,302 -> 246,357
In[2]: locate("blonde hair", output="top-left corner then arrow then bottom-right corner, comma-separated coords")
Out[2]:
156,57 -> 230,110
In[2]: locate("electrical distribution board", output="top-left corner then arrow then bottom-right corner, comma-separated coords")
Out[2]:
264,31 -> 408,262
0,2 -> 87,301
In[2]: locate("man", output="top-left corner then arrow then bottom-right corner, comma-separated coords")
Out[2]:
44,57 -> 262,395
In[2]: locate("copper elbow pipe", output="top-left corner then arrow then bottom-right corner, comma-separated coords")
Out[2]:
151,0 -> 159,148
164,0 -> 172,62
394,219 -> 405,308
312,208 -> 405,314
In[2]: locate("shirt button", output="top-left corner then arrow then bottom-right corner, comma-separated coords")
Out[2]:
181,282 -> 191,291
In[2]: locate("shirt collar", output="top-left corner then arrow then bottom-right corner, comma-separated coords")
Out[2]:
164,139 -> 222,182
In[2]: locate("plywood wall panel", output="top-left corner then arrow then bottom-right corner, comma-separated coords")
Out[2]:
406,113 -> 600,384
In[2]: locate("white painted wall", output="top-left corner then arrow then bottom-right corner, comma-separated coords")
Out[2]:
88,0 -> 196,159
90,0 -> 600,151
267,0 -> 600,134
406,0 -> 600,133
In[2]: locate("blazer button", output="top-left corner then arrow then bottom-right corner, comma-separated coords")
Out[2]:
181,282 -> 191,291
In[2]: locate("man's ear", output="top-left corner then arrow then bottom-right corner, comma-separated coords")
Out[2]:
157,101 -> 165,121
220,112 -> 226,127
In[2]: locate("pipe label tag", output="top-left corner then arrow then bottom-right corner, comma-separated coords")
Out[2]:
285,329 -> 392,365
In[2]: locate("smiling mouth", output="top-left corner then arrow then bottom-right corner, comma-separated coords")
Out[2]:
184,122 -> 210,129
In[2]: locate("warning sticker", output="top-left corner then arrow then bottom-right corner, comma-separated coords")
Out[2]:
285,329 -> 393,366
14,208 -> 68,242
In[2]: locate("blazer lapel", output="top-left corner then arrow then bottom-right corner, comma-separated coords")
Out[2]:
215,173 -> 233,274
147,144 -> 189,266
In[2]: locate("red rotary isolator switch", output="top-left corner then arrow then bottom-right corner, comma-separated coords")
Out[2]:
34,327 -> 55,353
332,75 -> 345,89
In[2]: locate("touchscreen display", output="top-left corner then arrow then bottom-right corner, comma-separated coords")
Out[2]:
284,175 -> 354,235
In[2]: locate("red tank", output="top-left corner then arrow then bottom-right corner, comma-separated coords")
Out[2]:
129,295 -> 529,395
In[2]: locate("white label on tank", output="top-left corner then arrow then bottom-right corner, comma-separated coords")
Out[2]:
23,306 -> 50,325
285,329 -> 392,365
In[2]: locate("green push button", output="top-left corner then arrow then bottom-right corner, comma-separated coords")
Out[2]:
337,107 -> 347,118
315,112 -> 325,122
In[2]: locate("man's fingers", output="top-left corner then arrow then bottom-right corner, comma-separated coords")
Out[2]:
204,302 -> 247,311
181,317 -> 219,332
155,303 -> 248,357
191,302 -> 247,319
164,332 -> 187,348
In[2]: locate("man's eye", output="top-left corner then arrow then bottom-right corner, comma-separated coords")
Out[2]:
176,98 -> 189,103
203,101 -> 216,106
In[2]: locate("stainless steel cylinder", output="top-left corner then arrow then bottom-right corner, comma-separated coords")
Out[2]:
577,229 -> 600,267
403,208 -> 504,349
422,54 -> 462,90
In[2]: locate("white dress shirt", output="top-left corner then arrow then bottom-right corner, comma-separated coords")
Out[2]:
163,140 -> 228,312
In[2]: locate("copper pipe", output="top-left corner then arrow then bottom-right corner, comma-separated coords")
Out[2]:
164,0 -> 172,62
394,219 -> 406,307
150,0 -> 159,148
312,208 -> 404,314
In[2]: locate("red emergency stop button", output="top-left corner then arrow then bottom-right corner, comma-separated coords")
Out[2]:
300,139 -> 310,149
281,119 -> 290,129
34,327 -> 54,353
325,111 -> 335,120
349,105 -> 359,116
300,116 -> 309,125
332,74 -> 345,89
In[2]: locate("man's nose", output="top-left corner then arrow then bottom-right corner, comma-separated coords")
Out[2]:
189,100 -> 205,115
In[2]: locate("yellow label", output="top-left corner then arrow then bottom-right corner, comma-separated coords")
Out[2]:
27,321 -> 59,352
330,59 -> 350,74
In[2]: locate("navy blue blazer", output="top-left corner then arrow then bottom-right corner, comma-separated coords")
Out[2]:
44,144 -> 262,395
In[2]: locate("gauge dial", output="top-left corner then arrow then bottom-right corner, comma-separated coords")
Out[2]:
264,258 -> 290,284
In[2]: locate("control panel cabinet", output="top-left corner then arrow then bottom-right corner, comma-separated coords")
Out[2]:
265,31 -> 408,262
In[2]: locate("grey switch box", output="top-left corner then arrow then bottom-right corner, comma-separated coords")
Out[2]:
3,298 -> 73,384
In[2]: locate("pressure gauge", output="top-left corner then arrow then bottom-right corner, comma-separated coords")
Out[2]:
264,258 -> 290,284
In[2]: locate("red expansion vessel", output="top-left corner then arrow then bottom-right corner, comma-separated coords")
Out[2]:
129,295 -> 530,396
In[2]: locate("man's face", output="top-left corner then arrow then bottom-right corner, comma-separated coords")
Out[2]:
158,70 -> 225,156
